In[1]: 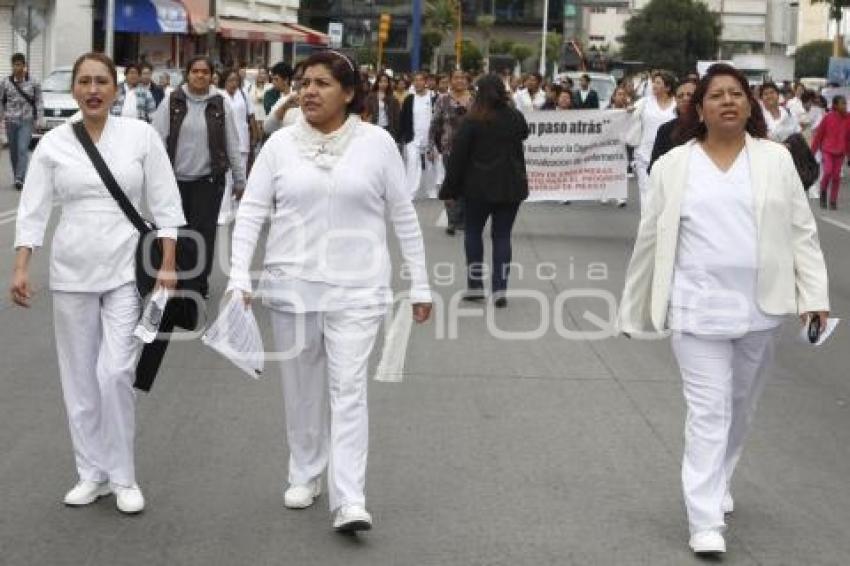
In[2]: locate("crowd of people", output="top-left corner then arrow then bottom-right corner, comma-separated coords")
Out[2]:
2,49 -> 837,559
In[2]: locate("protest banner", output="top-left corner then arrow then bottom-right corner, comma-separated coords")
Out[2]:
522,110 -> 630,202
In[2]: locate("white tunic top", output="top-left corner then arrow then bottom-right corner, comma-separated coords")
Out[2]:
668,145 -> 783,335
15,117 -> 186,292
227,117 -> 431,312
635,95 -> 677,163
513,88 -> 546,113
412,92 -> 433,148
763,105 -> 801,142
225,89 -> 253,154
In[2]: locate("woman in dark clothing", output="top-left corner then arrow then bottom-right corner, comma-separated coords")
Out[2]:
364,72 -> 401,141
648,77 -> 698,173
439,74 -> 530,307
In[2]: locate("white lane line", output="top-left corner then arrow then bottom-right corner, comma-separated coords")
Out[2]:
821,215 -> 850,233
0,215 -> 17,226
0,208 -> 17,219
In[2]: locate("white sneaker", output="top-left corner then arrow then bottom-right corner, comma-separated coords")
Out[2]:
333,504 -> 373,532
115,484 -> 145,514
689,530 -> 726,554
63,480 -> 111,506
284,480 -> 321,509
722,492 -> 734,514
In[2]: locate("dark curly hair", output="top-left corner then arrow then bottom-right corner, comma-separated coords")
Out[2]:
300,50 -> 365,115
468,73 -> 508,121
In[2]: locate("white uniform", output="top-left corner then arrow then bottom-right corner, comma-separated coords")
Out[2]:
219,89 -> 254,225
634,95 -> 677,214
15,117 -> 185,487
513,88 -> 546,113
228,116 -> 430,511
404,91 -> 437,200
763,105 -> 801,142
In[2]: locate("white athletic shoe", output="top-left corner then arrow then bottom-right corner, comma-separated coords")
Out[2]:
284,480 -> 321,509
333,504 -> 373,532
689,530 -> 726,555
63,480 -> 111,506
722,492 -> 735,514
115,484 -> 145,514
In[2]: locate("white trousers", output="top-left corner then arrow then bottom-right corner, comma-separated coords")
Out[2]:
403,142 -> 438,200
671,328 -> 778,534
53,282 -> 141,487
270,307 -> 385,511
635,158 -> 650,215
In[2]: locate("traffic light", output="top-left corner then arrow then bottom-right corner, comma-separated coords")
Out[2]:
379,13 -> 391,43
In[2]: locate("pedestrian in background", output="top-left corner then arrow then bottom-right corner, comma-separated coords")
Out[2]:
619,63 -> 829,556
556,88 -> 574,110
218,68 -> 256,224
365,72 -> 401,142
573,73 -> 600,109
139,62 -> 165,107
158,71 -> 173,98
399,71 -> 438,199
394,76 -> 410,106
227,50 -> 432,533
760,82 -> 800,142
264,62 -> 302,135
10,52 -> 185,515
112,64 -> 157,122
0,52 -> 43,191
152,55 -> 246,299
431,68 -> 473,236
513,72 -> 545,112
811,95 -> 850,210
440,74 -> 529,307
264,62 -> 294,115
629,70 -> 676,214
648,77 -> 698,172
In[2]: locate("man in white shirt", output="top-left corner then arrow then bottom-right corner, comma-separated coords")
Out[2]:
400,71 -> 438,199
513,72 -> 546,113
110,64 -> 156,122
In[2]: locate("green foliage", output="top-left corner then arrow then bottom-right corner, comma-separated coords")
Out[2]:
621,0 -> 720,77
461,40 -> 483,72
421,30 -> 444,70
510,44 -> 534,66
795,40 -> 834,78
490,39 -> 516,55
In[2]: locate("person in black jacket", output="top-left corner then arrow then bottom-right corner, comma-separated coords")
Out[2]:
648,77 -> 698,173
439,74 -> 529,307
573,74 -> 600,109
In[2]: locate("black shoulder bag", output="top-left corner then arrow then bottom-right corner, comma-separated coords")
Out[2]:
9,75 -> 36,109
71,121 -> 200,325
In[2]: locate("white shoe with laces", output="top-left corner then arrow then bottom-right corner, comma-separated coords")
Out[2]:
689,530 -> 726,554
63,480 -> 111,506
114,484 -> 145,514
333,504 -> 372,532
284,480 -> 321,509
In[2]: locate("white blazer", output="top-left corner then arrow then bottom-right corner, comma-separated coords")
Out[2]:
619,134 -> 829,334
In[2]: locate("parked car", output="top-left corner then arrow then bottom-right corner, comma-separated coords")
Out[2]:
36,66 -> 125,142
552,71 -> 618,110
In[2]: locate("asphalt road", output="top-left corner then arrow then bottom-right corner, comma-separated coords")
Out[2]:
1,149 -> 850,565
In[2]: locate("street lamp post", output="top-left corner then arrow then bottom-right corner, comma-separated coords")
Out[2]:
105,0 -> 115,58
539,0 -> 550,76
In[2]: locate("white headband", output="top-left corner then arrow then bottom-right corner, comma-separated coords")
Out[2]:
326,50 -> 355,73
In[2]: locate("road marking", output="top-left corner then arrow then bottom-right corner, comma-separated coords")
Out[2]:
0,208 -> 17,219
821,215 -> 850,233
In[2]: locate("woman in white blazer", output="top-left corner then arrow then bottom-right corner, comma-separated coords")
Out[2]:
228,51 -> 432,533
619,64 -> 829,555
9,53 -> 185,514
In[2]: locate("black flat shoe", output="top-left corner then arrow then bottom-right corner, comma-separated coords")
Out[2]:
494,297 -> 508,308
445,226 -> 456,236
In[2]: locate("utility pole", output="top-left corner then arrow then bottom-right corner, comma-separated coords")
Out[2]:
412,0 -> 422,71
207,0 -> 218,61
105,0 -> 115,59
539,0 -> 549,76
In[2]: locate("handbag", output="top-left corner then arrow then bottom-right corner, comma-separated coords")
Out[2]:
71,121 -> 200,326
783,132 -> 819,189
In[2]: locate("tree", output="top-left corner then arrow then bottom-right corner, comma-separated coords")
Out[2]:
421,30 -> 444,71
795,40 -> 834,78
811,0 -> 850,56
621,0 -> 720,77
425,0 -> 459,71
511,44 -> 534,72
461,40 -> 483,72
539,32 -> 563,76
490,39 -> 515,55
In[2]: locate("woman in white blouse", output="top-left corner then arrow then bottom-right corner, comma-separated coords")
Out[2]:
760,82 -> 801,142
218,68 -> 255,225
630,70 -> 677,214
228,50 -> 432,533
9,53 -> 185,514
619,64 -> 829,556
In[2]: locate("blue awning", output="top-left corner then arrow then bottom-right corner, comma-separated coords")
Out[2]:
113,0 -> 188,34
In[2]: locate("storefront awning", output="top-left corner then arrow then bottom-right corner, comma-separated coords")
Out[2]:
218,18 -> 307,43
282,22 -> 329,46
114,0 -> 188,34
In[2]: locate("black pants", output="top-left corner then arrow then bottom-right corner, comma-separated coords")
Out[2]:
464,199 -> 521,294
178,176 -> 225,295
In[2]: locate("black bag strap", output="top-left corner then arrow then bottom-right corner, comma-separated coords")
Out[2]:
9,75 -> 36,108
72,121 -> 154,235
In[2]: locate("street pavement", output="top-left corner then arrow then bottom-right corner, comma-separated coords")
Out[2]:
1,148 -> 850,565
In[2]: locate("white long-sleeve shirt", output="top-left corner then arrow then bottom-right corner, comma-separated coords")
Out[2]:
15,117 -> 186,292
228,117 -> 431,310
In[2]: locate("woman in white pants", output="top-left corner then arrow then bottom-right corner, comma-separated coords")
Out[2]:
619,64 -> 829,556
9,53 -> 185,514
630,70 -> 676,214
219,68 -> 255,225
227,50 -> 432,533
